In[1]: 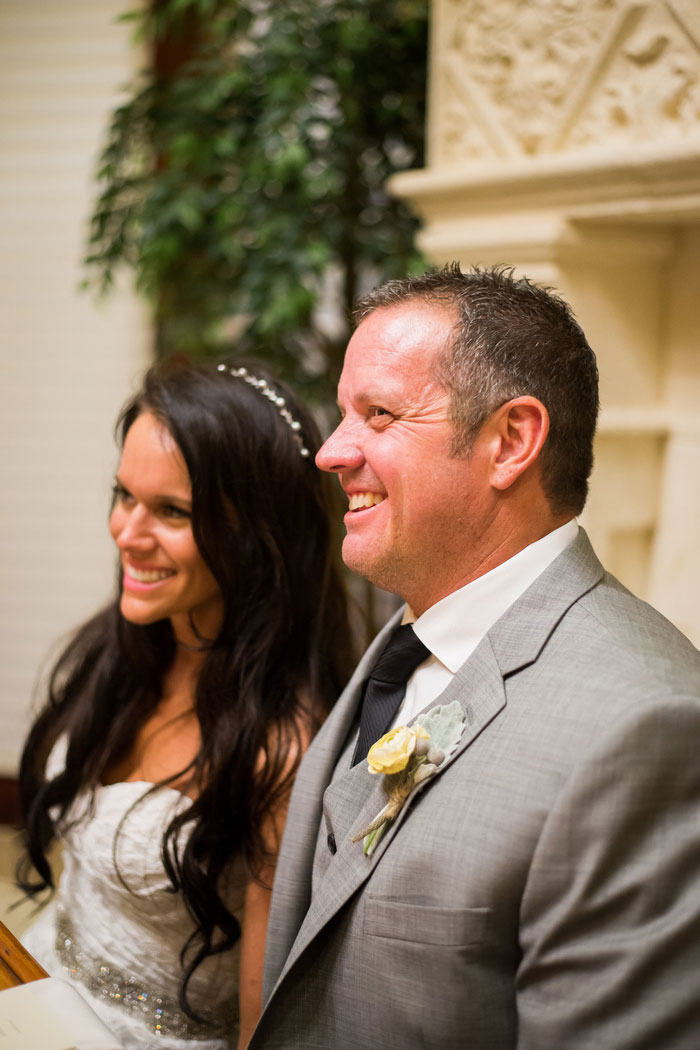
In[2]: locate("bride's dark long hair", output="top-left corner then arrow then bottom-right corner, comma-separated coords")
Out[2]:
17,356 -> 355,1016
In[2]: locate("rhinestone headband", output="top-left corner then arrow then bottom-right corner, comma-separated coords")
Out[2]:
217,364 -> 310,458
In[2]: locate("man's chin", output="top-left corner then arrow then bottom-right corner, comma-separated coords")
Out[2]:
341,540 -> 397,594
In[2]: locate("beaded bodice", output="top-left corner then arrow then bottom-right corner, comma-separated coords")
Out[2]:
22,773 -> 243,1050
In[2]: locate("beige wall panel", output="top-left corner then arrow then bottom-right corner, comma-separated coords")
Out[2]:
663,226 -> 700,411
0,1 -> 150,773
646,224 -> 700,638
648,430 -> 700,641
556,253 -> 666,408
582,432 -> 665,596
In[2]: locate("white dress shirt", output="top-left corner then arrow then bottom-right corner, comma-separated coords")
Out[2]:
390,519 -> 579,729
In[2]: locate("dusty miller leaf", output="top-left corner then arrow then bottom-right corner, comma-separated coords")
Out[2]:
415,700 -> 464,757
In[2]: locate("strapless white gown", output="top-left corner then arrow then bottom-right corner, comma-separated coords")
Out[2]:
22,775 -> 244,1050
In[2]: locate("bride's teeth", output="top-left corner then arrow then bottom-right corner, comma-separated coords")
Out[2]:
127,566 -> 173,583
348,493 -> 385,511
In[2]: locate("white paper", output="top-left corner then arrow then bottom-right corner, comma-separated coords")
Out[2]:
0,977 -> 124,1050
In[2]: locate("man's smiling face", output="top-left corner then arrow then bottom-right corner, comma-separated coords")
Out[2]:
316,301 -> 494,614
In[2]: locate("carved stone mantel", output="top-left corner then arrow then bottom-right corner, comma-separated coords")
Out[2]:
424,0 -> 700,166
391,0 -> 700,644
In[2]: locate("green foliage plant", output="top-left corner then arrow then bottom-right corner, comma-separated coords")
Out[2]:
85,0 -> 428,403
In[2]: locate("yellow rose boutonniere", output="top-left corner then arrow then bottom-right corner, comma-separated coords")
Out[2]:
367,724 -> 430,776
352,700 -> 465,857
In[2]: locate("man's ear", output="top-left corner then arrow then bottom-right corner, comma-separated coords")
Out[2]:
486,397 -> 550,491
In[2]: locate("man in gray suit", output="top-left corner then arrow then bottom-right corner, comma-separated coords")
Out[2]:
250,265 -> 700,1048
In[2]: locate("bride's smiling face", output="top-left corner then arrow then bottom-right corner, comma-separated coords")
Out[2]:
109,411 -> 223,644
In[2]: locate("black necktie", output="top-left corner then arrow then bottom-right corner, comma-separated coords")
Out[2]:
352,624 -> 431,767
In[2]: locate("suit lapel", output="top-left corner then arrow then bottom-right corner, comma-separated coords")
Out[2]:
487,526 -> 604,676
276,633 -> 506,986
262,610 -> 403,997
316,530 -> 604,865
268,529 -> 605,996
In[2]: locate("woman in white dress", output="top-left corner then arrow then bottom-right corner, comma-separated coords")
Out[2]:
16,357 -> 355,1050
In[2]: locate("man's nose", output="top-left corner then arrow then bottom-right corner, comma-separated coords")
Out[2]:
316,418 -> 364,474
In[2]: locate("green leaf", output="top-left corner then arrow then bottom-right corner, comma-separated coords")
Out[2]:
415,701 -> 465,757
82,0 -> 428,400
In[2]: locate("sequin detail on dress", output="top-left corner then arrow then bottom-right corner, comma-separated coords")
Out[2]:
55,907 -> 236,1041
22,762 -> 244,1050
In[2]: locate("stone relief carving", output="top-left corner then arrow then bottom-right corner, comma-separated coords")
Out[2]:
570,3 -> 700,147
437,0 -> 700,163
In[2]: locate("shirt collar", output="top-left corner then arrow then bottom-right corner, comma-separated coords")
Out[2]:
403,520 -> 579,673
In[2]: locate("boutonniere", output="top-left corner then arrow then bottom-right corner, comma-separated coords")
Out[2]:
351,700 -> 465,857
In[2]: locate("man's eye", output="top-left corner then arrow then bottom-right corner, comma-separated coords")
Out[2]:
368,406 -> 391,420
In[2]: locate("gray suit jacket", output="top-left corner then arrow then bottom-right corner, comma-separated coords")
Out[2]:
251,530 -> 700,1049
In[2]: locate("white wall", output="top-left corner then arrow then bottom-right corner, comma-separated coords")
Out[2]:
0,1 -> 150,773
